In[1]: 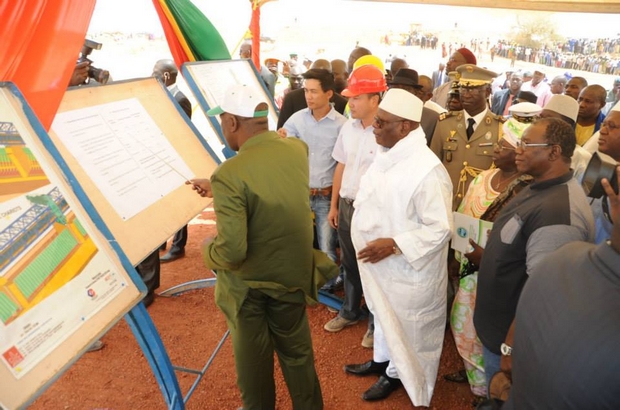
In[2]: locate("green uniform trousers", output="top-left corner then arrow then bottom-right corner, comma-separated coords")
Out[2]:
224,288 -> 323,410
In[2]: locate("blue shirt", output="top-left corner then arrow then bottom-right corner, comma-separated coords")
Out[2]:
592,196 -> 613,244
283,106 -> 347,188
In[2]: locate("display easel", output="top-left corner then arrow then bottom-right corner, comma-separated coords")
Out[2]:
179,60 -> 344,312
0,82 -> 188,409
158,271 -> 229,405
182,59 -> 279,159
0,79 -> 231,409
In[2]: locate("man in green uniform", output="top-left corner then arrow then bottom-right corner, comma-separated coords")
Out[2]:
430,64 -> 505,210
191,84 -> 323,410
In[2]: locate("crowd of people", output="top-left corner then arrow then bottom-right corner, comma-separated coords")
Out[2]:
73,38 -> 620,409
492,37 -> 620,75
180,42 -> 620,410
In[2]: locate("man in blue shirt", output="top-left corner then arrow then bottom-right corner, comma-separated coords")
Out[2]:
280,68 -> 347,264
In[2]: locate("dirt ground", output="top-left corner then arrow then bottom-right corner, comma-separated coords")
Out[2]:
30,209 -> 476,410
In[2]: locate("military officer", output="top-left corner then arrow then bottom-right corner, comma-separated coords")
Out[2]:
430,64 -> 505,210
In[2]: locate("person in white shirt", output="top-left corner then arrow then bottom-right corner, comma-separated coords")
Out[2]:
323,64 -> 387,351
344,89 -> 453,405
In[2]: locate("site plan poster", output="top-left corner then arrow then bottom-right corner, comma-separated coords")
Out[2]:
0,119 -> 127,379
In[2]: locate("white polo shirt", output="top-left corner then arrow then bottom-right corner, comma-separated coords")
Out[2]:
331,118 -> 380,200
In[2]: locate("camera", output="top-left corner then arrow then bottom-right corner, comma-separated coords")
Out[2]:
582,152 -> 618,199
77,39 -> 110,85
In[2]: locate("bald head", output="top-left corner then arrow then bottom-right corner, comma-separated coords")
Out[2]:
418,75 -> 434,102
550,75 -> 567,94
331,59 -> 348,94
565,76 -> 588,100
152,59 -> 178,86
390,58 -> 409,77
311,59 -> 332,71
239,43 -> 252,59
581,85 -> 607,105
347,47 -> 371,72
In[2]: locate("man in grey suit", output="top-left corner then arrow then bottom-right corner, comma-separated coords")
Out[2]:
491,72 -> 523,116
432,62 -> 447,88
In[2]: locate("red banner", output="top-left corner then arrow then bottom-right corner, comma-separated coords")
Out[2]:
0,0 -> 96,129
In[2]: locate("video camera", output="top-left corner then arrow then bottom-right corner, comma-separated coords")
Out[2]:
582,152 -> 618,223
583,152 -> 618,199
77,39 -> 110,85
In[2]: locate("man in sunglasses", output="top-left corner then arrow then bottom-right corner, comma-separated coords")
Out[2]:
473,117 -> 595,388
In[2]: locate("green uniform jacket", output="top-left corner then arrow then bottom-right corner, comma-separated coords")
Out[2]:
430,109 -> 505,209
203,131 -> 335,321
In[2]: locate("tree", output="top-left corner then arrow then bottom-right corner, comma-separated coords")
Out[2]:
508,15 -> 561,49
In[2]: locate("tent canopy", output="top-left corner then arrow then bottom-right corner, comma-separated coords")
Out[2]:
358,0 -> 620,14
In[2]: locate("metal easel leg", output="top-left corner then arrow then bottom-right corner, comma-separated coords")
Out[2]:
125,302 -> 184,410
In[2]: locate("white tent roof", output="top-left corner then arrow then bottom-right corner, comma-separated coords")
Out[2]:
359,0 -> 620,14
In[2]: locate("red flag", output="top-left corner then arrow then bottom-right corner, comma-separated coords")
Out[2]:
249,1 -> 261,69
248,0 -> 276,70
0,0 -> 96,129
152,0 -> 191,67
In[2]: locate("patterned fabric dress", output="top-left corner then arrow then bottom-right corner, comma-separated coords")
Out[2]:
450,169 -> 532,397
450,169 -> 499,397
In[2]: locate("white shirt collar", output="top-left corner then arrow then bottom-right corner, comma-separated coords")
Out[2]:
167,84 -> 179,95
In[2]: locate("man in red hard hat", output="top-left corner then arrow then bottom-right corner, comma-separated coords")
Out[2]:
324,63 -> 386,350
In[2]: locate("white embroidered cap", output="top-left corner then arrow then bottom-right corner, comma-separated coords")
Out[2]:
378,88 -> 423,122
543,94 -> 579,122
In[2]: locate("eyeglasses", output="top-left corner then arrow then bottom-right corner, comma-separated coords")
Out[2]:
458,87 -> 484,95
601,121 -> 620,131
516,140 -> 553,150
373,116 -> 405,129
493,142 -> 516,151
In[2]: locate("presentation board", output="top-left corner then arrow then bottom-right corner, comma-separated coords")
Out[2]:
182,59 -> 279,146
0,82 -> 145,410
47,78 -> 219,265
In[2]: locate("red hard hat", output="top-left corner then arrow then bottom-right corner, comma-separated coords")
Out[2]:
342,65 -> 387,97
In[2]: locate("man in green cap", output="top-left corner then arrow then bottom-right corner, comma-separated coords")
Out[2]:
430,64 -> 505,210
191,84 -> 325,410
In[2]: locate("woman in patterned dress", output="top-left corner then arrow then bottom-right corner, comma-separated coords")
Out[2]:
447,116 -> 533,399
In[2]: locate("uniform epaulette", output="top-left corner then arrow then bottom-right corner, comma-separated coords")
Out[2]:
493,113 -> 507,123
439,111 -> 456,121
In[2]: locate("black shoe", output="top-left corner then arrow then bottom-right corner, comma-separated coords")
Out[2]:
320,273 -> 344,292
331,274 -> 344,291
143,292 -> 155,308
160,251 -> 184,263
344,360 -> 388,376
159,242 -> 167,251
443,369 -> 468,383
362,375 -> 402,401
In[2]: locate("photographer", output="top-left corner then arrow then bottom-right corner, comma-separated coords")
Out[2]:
69,61 -> 91,86
69,39 -> 110,87
590,102 -> 620,243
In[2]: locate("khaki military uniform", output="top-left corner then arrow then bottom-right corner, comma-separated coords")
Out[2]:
430,109 -> 505,209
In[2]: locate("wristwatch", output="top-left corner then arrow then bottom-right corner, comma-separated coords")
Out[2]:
392,243 -> 402,255
500,342 -> 512,356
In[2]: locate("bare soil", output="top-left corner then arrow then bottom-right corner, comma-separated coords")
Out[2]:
30,210 -> 475,410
